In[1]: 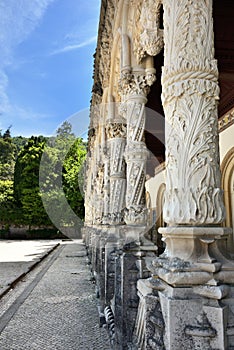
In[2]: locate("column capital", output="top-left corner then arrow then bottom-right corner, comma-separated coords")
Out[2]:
119,68 -> 156,99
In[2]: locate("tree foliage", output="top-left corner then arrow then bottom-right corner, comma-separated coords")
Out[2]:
14,136 -> 50,227
0,123 -> 87,231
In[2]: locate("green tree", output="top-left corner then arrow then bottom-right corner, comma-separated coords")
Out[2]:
0,131 -> 16,180
40,123 -> 87,229
62,137 -> 86,219
56,121 -> 75,141
14,136 -> 51,228
0,128 -> 17,225
12,136 -> 29,153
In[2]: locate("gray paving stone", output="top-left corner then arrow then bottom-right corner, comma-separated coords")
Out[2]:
0,241 -> 111,350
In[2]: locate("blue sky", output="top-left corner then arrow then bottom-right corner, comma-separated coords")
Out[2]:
0,0 -> 101,138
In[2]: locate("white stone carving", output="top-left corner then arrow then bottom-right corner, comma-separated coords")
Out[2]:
102,156 -> 110,224
162,0 -> 225,225
132,0 -> 164,63
106,122 -> 127,225
106,122 -> 127,140
119,69 -> 156,98
119,68 -> 156,225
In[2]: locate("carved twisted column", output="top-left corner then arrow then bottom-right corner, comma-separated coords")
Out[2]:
102,154 -> 110,225
106,122 -> 127,225
120,68 -> 156,225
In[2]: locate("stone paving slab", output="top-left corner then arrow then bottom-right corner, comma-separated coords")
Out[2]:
0,240 -> 60,298
0,240 -> 111,349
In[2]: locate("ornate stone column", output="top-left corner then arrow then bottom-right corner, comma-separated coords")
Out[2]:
106,121 -> 127,225
162,0 -> 224,226
120,67 -> 156,226
155,0 -> 234,283
102,154 -> 110,225
142,1 -> 234,349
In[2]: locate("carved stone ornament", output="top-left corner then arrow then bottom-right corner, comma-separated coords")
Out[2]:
106,122 -> 127,139
132,0 -> 164,63
119,69 -> 156,98
161,0 -> 225,225
124,206 -> 148,226
120,69 -> 155,226
109,138 -> 126,177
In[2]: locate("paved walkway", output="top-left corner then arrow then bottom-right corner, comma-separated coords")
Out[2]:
0,240 -> 111,349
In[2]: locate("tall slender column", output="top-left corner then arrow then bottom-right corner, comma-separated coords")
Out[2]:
120,67 -> 156,225
141,4 -> 234,349
154,0 -> 234,285
162,0 -> 224,225
106,121 -> 127,225
102,154 -> 110,225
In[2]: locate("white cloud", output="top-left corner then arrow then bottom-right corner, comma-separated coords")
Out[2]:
0,0 -> 55,117
0,0 -> 55,64
50,36 -> 97,56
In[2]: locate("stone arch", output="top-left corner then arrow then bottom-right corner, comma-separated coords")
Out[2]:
221,147 -> 234,252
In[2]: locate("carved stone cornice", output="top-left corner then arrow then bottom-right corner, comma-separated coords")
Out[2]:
218,107 -> 234,132
91,0 -> 116,111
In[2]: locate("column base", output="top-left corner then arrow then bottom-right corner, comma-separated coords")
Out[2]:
134,277 -> 234,350
150,226 -> 234,286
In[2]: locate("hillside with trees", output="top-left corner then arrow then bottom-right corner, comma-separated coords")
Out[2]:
0,122 -> 87,238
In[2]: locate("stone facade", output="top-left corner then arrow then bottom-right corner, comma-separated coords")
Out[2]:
83,1 -> 234,349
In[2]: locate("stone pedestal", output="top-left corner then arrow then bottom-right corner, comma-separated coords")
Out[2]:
113,225 -> 157,349
134,277 -> 234,350
154,227 -> 234,286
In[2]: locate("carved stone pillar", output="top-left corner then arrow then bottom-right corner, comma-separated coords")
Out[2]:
144,1 -> 234,349
102,155 -> 110,225
106,121 -> 127,225
161,0 -> 224,226
120,67 -> 156,225
154,0 -> 234,284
